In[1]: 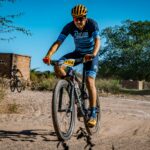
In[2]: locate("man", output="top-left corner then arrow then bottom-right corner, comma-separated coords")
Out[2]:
43,4 -> 100,127
11,65 -> 23,79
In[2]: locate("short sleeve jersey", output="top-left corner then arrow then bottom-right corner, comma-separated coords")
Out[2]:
57,18 -> 100,54
11,69 -> 19,76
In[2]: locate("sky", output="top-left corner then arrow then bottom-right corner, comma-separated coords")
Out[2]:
0,0 -> 150,71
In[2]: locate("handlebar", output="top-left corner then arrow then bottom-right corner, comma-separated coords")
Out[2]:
50,58 -> 84,67
43,54 -> 95,67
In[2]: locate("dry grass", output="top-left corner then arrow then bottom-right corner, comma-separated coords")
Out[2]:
0,103 -> 21,114
0,78 -> 21,114
31,77 -> 58,91
96,79 -> 121,94
0,83 -> 5,102
0,88 -> 5,102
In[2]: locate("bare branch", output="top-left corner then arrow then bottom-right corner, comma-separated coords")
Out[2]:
6,13 -> 24,18
0,0 -> 32,40
0,0 -> 16,3
0,28 -> 15,33
0,36 -> 16,42
0,17 -> 14,24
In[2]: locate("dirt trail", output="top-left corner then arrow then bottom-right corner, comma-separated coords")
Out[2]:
0,90 -> 150,150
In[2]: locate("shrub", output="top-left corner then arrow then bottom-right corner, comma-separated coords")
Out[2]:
30,71 -> 58,91
37,78 -> 58,91
96,79 -> 121,94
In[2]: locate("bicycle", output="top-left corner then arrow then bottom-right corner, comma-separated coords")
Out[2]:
10,75 -> 22,93
49,58 -> 101,141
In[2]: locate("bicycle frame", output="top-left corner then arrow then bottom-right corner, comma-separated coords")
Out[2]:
50,58 -> 90,118
68,64 -> 88,119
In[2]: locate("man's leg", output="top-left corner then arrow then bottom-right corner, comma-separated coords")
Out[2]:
84,54 -> 99,127
86,76 -> 97,108
86,76 -> 97,127
54,65 -> 66,78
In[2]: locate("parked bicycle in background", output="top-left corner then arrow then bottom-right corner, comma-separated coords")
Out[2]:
10,65 -> 23,93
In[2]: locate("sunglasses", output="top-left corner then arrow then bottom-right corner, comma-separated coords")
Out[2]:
73,16 -> 86,22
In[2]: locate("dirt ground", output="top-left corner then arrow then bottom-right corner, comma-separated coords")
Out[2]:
0,90 -> 150,150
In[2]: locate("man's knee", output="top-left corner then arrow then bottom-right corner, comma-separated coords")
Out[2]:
86,76 -> 95,88
54,65 -> 66,78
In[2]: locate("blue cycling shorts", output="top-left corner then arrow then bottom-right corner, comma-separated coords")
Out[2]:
59,50 -> 99,78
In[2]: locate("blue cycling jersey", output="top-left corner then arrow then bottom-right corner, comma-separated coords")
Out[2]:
57,18 -> 100,54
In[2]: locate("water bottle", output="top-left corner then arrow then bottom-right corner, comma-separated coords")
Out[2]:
66,67 -> 73,76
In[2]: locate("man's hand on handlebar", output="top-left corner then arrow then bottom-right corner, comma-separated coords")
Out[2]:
43,56 -> 51,65
84,54 -> 95,62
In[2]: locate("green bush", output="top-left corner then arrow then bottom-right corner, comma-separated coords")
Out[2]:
30,72 -> 39,82
30,70 -> 58,91
96,79 -> 121,94
30,70 -> 122,93
37,78 -> 58,91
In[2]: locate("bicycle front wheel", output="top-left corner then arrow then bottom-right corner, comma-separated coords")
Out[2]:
16,80 -> 22,93
10,80 -> 15,92
52,80 -> 75,140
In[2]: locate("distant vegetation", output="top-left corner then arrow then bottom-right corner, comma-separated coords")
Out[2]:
31,20 -> 150,92
96,79 -> 121,94
99,20 -> 150,81
30,69 -> 58,91
30,69 -> 122,93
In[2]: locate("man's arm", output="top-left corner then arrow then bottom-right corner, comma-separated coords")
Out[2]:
84,38 -> 100,62
46,41 -> 62,58
43,41 -> 62,64
93,37 -> 101,57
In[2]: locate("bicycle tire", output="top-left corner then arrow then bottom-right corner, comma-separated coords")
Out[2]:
10,80 -> 15,92
16,80 -> 22,93
84,93 -> 101,135
52,79 -> 75,140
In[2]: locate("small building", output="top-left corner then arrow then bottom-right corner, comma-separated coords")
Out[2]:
122,80 -> 144,90
0,53 -> 31,80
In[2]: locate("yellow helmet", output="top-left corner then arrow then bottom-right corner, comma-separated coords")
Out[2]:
71,4 -> 88,18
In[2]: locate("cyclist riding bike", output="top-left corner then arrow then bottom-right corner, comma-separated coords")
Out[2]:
11,65 -> 23,80
43,4 -> 101,127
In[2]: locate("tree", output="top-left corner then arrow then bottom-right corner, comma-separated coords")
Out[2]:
99,20 -> 150,81
0,0 -> 31,41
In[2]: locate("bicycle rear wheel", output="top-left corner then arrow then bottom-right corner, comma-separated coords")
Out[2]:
10,80 -> 15,92
16,80 -> 22,93
84,93 -> 101,135
52,79 -> 75,140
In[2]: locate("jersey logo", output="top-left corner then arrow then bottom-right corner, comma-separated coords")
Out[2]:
74,31 -> 88,39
